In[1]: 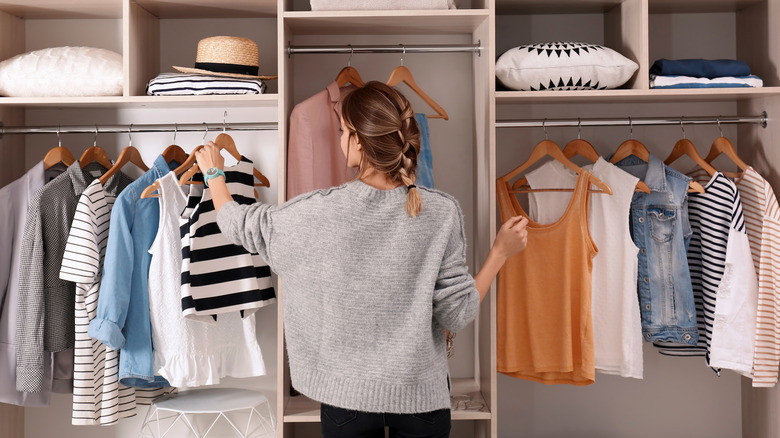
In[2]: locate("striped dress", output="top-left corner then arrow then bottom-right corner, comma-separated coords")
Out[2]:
735,167 -> 780,386
59,178 -> 137,425
180,156 -> 276,323
655,170 -> 756,372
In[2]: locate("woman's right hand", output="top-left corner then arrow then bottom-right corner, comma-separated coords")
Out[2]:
195,141 -> 225,172
493,216 -> 529,259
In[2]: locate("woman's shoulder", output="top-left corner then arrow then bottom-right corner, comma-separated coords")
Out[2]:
417,186 -> 464,219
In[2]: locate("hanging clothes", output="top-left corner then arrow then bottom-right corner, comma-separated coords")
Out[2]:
414,113 -> 435,189
497,171 -> 596,385
88,155 -> 175,389
286,81 -> 357,199
59,177 -> 137,425
734,167 -> 780,386
179,157 -> 276,322
0,161 -> 66,406
149,172 -> 266,387
613,154 -> 698,345
525,158 -> 643,379
16,161 -> 115,393
654,170 -> 758,376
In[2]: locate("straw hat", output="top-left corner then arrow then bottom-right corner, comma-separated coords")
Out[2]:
173,36 -> 277,80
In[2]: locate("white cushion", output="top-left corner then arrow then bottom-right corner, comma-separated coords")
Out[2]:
496,42 -> 638,91
0,46 -> 123,97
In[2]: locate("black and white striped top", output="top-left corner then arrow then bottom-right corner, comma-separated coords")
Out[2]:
179,156 -> 275,322
146,72 -> 267,96
59,179 -> 137,425
655,171 -> 745,365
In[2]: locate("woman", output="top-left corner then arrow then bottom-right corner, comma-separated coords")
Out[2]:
196,81 -> 528,438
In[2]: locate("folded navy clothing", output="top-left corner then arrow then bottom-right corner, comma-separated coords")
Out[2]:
649,59 -> 751,79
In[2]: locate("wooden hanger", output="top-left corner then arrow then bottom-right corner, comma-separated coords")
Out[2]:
386,48 -> 448,120
611,137 -> 703,193
78,146 -> 113,170
99,146 -> 149,185
663,134 -> 714,194
565,123 -> 650,194
336,46 -> 365,88
43,146 -> 75,170
178,133 -> 270,192
704,136 -> 749,179
503,139 -> 612,195
163,144 -> 188,166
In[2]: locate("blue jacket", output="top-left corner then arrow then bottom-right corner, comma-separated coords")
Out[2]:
89,155 -> 174,387
615,153 -> 698,345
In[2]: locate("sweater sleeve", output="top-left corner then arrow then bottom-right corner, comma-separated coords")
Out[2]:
432,204 -> 479,333
217,200 -> 276,271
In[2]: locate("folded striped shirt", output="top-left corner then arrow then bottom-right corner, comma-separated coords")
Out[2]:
146,72 -> 266,96
650,74 -> 763,89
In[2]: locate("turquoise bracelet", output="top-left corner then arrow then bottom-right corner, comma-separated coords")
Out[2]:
203,167 -> 226,187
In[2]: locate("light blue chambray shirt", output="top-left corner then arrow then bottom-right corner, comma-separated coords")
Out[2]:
88,155 -> 176,387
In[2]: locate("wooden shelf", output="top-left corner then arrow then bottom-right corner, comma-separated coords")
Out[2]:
0,0 -> 121,19
284,10 -> 489,35
134,0 -> 277,18
496,87 -> 780,104
0,94 -> 278,109
283,378 -> 491,423
496,0 -> 624,14
648,0 -> 766,13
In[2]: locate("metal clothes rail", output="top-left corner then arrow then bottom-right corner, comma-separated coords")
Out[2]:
495,112 -> 768,129
0,121 -> 278,139
287,42 -> 482,56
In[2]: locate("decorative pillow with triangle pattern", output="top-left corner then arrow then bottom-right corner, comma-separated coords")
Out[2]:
496,42 -> 638,91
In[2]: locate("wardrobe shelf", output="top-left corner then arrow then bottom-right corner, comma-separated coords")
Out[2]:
0,94 -> 279,109
496,87 -> 780,104
648,0 -> 766,13
0,0 -> 121,19
496,0 -> 766,14
283,10 -> 489,35
282,378 -> 491,423
133,0 -> 277,18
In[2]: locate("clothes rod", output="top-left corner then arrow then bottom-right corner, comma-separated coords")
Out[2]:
287,42 -> 482,56
496,112 -> 768,129
0,122 -> 278,139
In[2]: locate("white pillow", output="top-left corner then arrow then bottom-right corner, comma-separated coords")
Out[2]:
496,42 -> 638,91
0,46 -> 123,97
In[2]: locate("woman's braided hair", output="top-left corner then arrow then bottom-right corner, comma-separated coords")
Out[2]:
341,81 -> 422,217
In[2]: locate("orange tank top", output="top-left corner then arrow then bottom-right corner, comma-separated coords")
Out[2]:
496,170 -> 597,385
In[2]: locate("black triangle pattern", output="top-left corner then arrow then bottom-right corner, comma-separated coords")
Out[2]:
516,41 -> 608,58
528,76 -> 606,91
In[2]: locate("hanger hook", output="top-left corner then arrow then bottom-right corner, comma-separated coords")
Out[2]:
577,117 -> 582,140
680,117 -> 686,140
628,116 -> 633,139
347,44 -> 353,67
203,122 -> 209,143
173,123 -> 178,144
400,44 -> 405,66
57,125 -> 62,148
223,110 -> 229,134
717,116 -> 723,137
543,118 -> 548,140
94,125 -> 99,147
128,123 -> 133,148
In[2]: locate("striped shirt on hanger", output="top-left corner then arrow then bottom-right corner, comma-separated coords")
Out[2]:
180,156 -> 275,322
734,167 -> 780,386
59,178 -> 137,425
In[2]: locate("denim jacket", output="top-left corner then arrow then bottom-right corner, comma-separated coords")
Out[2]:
88,155 -> 175,387
614,153 -> 698,345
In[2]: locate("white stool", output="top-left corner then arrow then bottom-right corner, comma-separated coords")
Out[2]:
139,387 -> 276,438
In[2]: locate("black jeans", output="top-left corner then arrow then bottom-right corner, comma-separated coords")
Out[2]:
320,403 -> 451,438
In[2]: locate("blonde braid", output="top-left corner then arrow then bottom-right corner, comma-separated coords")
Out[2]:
396,113 -> 421,217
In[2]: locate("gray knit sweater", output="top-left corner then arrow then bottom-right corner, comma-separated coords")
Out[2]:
217,180 -> 479,413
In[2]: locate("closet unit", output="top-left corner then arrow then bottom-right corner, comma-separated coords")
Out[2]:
493,0 -> 780,437
278,1 -> 495,437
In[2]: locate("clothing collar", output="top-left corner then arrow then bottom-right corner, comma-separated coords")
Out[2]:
327,80 -> 357,116
67,161 -> 108,196
613,152 -> 667,192
151,154 -> 174,178
345,180 -> 409,204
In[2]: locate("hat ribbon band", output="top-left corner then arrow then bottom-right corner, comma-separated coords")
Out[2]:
194,62 -> 259,76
